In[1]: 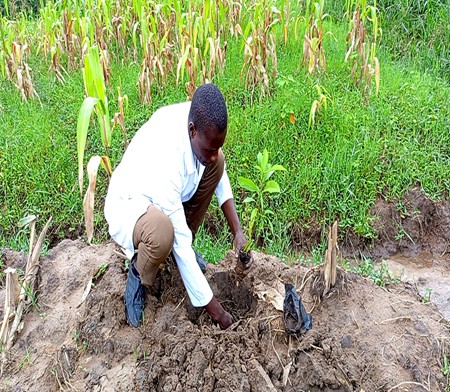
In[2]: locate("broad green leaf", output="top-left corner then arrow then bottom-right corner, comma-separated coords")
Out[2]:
243,197 -> 256,203
238,177 -> 258,192
257,151 -> 262,167
263,180 -> 280,193
265,164 -> 286,180
261,149 -> 269,170
271,164 -> 287,172
77,96 -> 99,194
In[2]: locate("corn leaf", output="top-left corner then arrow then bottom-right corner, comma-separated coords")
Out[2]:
77,96 -> 99,194
83,155 -> 101,243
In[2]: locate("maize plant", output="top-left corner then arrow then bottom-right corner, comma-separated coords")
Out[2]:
112,86 -> 129,148
302,0 -> 331,74
137,4 -> 174,104
237,0 -> 279,102
345,0 -> 381,100
176,3 -> 227,99
308,84 -> 332,128
2,38 -> 40,102
77,45 -> 114,242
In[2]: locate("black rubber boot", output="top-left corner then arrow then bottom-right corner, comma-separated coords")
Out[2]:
124,256 -> 145,327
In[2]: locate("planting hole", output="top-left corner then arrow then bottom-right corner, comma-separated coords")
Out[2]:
186,271 -> 255,324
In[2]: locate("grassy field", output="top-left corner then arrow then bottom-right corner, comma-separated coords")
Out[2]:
1,0 -> 449,263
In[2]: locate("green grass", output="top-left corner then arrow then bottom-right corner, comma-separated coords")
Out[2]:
0,0 -> 449,264
342,256 -> 400,287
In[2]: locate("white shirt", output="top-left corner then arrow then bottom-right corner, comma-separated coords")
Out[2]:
104,102 -> 233,307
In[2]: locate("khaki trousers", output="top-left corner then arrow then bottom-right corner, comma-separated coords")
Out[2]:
132,150 -> 225,286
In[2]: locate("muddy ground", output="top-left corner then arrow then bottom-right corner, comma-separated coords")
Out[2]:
1,188 -> 450,391
1,236 -> 450,392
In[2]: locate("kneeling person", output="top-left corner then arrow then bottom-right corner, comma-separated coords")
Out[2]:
104,83 -> 248,330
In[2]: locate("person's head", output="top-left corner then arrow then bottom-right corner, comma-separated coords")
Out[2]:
188,83 -> 227,166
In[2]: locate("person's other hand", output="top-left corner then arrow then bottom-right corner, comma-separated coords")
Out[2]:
205,296 -> 233,329
233,231 -> 247,258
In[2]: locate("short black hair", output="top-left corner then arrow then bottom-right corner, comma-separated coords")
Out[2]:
189,83 -> 227,135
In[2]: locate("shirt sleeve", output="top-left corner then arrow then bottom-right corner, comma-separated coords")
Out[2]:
169,205 -> 214,307
215,169 -> 234,207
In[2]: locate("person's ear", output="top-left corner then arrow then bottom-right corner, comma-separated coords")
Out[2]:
188,121 -> 196,139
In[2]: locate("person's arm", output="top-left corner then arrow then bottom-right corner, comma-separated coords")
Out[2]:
205,296 -> 234,329
221,198 -> 247,255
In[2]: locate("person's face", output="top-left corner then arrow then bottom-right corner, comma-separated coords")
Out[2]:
189,122 -> 226,166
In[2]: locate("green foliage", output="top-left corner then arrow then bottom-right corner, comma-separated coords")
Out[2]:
379,0 -> 450,79
442,355 -> 449,378
422,287 -> 433,303
0,0 -> 449,263
345,256 -> 399,286
193,224 -> 231,264
238,149 -> 286,248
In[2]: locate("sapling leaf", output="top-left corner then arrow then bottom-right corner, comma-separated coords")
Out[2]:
238,177 -> 258,192
244,197 -> 256,203
271,164 -> 287,171
263,180 -> 280,193
261,149 -> 269,170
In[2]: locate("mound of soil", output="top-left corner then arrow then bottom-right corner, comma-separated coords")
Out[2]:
290,186 -> 450,260
1,239 -> 450,391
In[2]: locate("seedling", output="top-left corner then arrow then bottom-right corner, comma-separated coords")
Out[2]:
93,263 -> 108,280
77,45 -> 120,243
422,287 -> 432,303
20,347 -> 31,369
238,149 -> 286,249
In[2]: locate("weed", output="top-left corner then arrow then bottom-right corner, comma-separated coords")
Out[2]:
422,288 -> 433,303
352,256 -> 398,287
20,347 -> 31,368
442,355 -> 449,385
93,263 -> 108,280
22,282 -> 39,308
73,328 -> 79,345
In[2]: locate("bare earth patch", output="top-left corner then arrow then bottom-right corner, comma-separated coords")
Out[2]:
1,239 -> 449,391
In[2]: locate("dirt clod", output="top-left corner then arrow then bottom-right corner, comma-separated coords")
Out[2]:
1,239 -> 449,391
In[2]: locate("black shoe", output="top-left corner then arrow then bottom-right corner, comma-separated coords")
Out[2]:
194,251 -> 207,273
125,257 -> 145,327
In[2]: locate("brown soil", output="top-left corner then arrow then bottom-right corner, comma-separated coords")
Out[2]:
291,186 -> 450,260
1,239 -> 450,391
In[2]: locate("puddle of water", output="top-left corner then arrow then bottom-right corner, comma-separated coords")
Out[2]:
384,253 -> 450,320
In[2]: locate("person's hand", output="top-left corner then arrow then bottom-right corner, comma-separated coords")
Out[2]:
233,231 -> 247,258
204,296 -> 233,329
